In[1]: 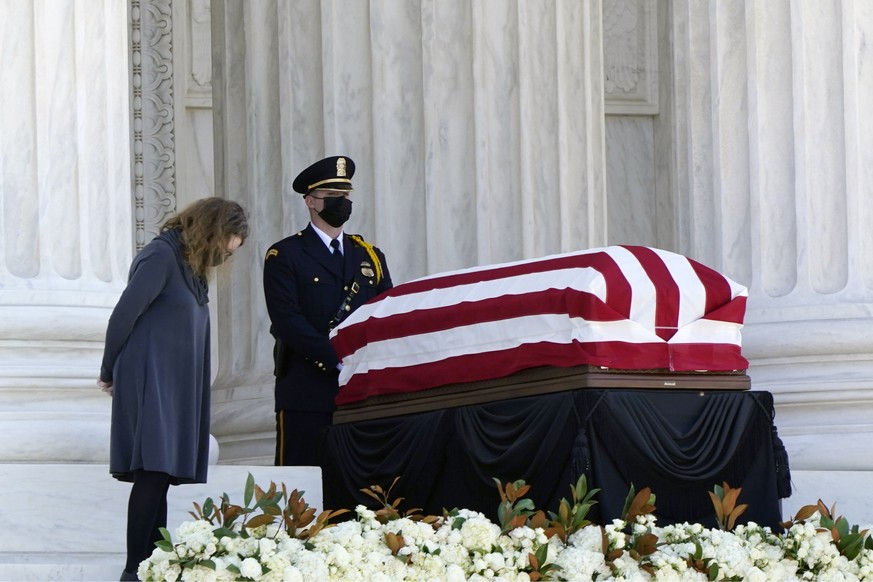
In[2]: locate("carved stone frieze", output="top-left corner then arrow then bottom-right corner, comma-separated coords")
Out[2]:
603,0 -> 659,115
130,0 -> 177,249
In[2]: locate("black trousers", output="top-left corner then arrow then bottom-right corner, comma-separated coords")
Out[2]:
275,410 -> 333,466
125,470 -> 172,574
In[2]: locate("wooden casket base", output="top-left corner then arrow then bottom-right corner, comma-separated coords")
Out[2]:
333,365 -> 750,424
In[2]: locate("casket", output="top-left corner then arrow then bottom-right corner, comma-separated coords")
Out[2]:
330,245 -> 750,423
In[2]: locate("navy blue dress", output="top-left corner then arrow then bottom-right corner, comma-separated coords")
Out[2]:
100,229 -> 211,484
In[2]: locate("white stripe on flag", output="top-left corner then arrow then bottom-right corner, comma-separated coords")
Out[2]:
338,315 -> 664,384
602,246 -> 657,330
334,266 -> 611,332
649,248 -> 708,327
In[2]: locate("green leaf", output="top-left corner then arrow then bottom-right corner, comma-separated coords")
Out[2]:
159,527 -> 172,542
708,562 -> 719,581
452,517 -> 467,530
244,472 -> 255,508
212,526 -> 238,539
535,542 -> 549,566
839,533 -> 864,561
200,559 -> 216,571
155,540 -> 174,552
203,497 -> 214,518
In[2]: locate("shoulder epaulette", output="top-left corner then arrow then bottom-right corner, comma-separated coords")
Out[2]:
348,234 -> 383,283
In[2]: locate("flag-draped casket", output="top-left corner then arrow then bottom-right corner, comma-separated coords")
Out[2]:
330,245 -> 749,417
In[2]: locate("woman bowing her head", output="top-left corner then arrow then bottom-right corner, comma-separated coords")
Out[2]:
97,197 -> 248,581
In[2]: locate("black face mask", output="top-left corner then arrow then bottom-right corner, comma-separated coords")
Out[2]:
208,249 -> 230,267
318,196 -> 353,227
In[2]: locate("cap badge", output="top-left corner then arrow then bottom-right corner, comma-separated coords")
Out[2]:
337,157 -> 347,177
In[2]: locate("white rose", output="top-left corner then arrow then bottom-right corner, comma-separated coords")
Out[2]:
238,557 -> 262,579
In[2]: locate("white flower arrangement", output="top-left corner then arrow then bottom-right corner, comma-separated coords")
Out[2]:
138,475 -> 873,581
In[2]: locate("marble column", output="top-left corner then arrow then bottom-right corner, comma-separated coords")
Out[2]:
670,0 -> 873,472
209,0 -> 609,462
0,0 -> 132,461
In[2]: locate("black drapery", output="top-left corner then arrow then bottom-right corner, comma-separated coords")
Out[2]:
320,390 -> 790,530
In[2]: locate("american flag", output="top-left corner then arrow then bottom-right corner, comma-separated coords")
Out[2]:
330,246 -> 748,406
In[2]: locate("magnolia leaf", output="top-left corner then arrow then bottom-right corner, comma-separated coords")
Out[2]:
359,487 -> 383,502
528,551 -> 540,570
642,563 -> 655,575
528,510 -> 547,529
726,503 -> 748,531
792,504 -> 819,521
626,486 -> 655,520
244,513 -> 275,529
621,484 -> 637,518
839,533 -> 864,560
212,526 -> 236,539
155,540 -> 174,552
722,486 -> 741,515
635,532 -> 659,556
708,491 -> 725,523
708,562 -> 719,580
244,473 -> 255,508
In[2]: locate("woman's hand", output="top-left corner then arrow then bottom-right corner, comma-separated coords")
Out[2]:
97,379 -> 113,397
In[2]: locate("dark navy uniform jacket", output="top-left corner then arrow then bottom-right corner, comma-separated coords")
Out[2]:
263,224 -> 392,412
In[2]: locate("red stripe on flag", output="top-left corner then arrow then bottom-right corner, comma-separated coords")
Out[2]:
702,296 -> 746,324
621,246 -> 680,340
669,343 -> 748,371
332,289 -> 630,360
687,257 -> 733,316
335,341 -> 675,405
371,251 -> 634,318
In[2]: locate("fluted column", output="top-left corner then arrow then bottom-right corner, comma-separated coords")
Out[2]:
209,0 -> 608,462
0,0 -> 131,462
670,0 -> 873,471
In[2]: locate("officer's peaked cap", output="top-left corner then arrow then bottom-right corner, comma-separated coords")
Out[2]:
292,156 -> 355,194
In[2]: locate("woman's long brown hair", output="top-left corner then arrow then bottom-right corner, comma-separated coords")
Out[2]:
162,197 -> 249,278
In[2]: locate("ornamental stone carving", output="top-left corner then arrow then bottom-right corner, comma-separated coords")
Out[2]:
130,0 -> 177,249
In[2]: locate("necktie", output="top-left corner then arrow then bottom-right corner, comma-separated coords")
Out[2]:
330,238 -> 343,269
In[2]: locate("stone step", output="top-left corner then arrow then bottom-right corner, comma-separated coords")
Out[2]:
0,464 -> 321,582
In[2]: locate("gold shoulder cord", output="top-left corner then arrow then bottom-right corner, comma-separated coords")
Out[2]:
348,235 -> 383,283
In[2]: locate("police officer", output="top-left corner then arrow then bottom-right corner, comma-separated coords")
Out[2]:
263,155 -> 392,466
